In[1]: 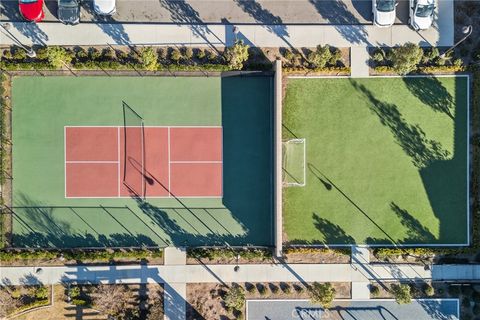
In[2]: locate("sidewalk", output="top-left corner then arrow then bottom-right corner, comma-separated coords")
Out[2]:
1,14 -> 453,48
0,262 -> 434,286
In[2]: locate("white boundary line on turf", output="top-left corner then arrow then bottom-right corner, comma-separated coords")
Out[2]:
282,74 -> 471,248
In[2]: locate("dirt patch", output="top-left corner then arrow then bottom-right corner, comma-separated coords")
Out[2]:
283,249 -> 351,264
187,282 -> 350,320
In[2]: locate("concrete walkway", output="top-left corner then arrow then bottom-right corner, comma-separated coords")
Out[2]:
351,246 -> 371,299
350,46 -> 370,78
0,262 -> 434,286
163,248 -> 187,320
1,9 -> 453,48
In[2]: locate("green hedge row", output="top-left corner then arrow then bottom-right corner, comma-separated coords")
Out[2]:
10,298 -> 49,316
0,248 -> 163,262
188,248 -> 273,261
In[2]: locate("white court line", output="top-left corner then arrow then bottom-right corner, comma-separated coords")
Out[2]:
64,126 -> 67,198
117,127 -> 121,197
65,160 -> 119,163
170,160 -> 223,164
168,127 -> 171,198
141,123 -> 146,198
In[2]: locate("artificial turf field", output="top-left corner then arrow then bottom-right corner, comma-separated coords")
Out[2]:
283,76 -> 469,246
11,75 -> 274,248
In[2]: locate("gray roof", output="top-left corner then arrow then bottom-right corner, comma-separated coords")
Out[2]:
246,299 -> 459,320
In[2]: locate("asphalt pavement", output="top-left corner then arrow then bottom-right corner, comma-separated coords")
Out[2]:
1,0 -> 409,25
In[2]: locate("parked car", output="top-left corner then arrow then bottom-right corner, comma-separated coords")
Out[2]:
93,0 -> 116,15
18,0 -> 45,22
58,0 -> 80,25
372,0 -> 397,27
409,0 -> 435,30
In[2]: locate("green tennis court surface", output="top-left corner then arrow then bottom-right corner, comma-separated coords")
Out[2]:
11,75 -> 274,248
283,76 -> 469,246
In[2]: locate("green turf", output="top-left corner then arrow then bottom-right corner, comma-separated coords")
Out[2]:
11,76 -> 274,248
283,76 -> 469,245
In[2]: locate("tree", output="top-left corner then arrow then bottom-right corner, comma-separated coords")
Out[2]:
423,283 -> 434,297
390,43 -> 423,75
91,285 -> 137,319
309,282 -> 335,308
308,45 -> 333,68
391,283 -> 412,304
224,285 -> 245,312
224,40 -> 249,70
140,47 -> 159,71
46,46 -> 73,69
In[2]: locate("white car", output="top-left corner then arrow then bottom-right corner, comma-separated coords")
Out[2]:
93,0 -> 116,15
372,0 -> 397,27
409,0 -> 435,30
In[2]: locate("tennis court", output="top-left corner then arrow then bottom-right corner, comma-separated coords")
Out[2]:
10,75 -> 274,248
65,126 -> 223,198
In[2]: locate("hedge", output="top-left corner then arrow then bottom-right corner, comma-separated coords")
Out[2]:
0,248 -> 163,262
187,248 -> 272,261
9,298 -> 49,316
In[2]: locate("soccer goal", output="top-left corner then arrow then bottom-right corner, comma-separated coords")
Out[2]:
282,138 -> 306,187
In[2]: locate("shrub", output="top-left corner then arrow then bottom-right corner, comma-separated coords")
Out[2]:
11,289 -> 22,299
147,301 -> 163,320
170,48 -> 182,64
391,284 -> 412,305
370,284 -> 380,297
34,286 -> 49,300
139,47 -> 159,71
70,286 -> 81,299
422,47 -> 439,64
328,47 -> 342,66
246,283 -> 256,293
307,44 -> 332,68
12,47 -> 27,60
46,46 -> 73,68
294,284 -> 305,293
102,47 -> 116,60
196,48 -> 206,60
88,47 -> 102,60
423,283 -> 434,297
207,49 -> 217,62
390,42 -> 423,75
92,285 -> 135,319
72,298 -> 88,306
224,285 -> 245,312
448,285 -> 461,297
36,47 -> 48,60
270,284 -> 279,294
453,58 -> 463,67
184,47 -> 194,60
309,282 -> 335,308
75,47 -> 88,60
462,285 -> 474,296
224,40 -> 249,70
372,48 -> 385,62
157,48 -> 168,61
2,49 -> 12,59
282,283 -> 292,294
0,289 -> 18,317
258,284 -> 267,296
283,49 -> 295,62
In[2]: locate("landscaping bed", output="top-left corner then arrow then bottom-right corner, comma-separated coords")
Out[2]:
187,282 -> 350,320
283,247 -> 351,264
186,248 -> 274,265
0,248 -> 163,266
0,284 -> 51,318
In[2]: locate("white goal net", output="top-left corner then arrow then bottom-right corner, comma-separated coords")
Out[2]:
282,138 -> 306,187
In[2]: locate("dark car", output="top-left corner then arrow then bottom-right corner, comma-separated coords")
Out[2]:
58,0 -> 80,25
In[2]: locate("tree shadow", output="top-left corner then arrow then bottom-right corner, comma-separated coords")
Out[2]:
312,213 -> 354,244
350,79 -> 450,169
308,0 -> 369,45
403,76 -> 455,119
3,23 -> 49,46
390,202 -> 435,244
233,0 -> 292,47
159,0 -> 224,51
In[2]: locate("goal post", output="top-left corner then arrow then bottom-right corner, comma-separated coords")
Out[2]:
282,138 -> 306,187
